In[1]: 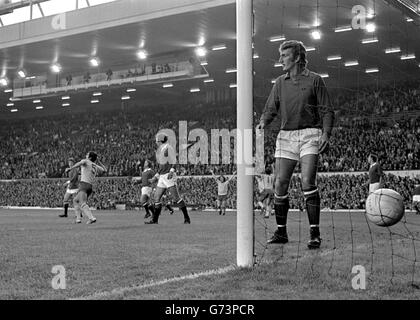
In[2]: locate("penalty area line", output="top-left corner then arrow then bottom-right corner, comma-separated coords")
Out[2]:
72,265 -> 236,300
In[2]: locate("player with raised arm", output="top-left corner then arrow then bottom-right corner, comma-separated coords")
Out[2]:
256,40 -> 334,249
65,151 -> 106,224
368,153 -> 384,195
132,159 -> 156,219
210,169 -> 236,215
256,166 -> 275,218
145,133 -> 190,224
59,157 -> 80,218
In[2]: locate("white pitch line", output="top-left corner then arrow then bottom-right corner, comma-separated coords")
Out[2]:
72,265 -> 236,300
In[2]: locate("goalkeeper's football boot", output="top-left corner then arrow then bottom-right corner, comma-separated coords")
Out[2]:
307,227 -> 321,249
267,228 -> 288,244
184,218 -> 191,224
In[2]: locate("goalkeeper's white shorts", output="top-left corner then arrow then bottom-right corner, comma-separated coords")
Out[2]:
275,128 -> 322,161
157,173 -> 176,189
141,186 -> 152,197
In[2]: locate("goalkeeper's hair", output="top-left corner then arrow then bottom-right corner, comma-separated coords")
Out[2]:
280,40 -> 308,67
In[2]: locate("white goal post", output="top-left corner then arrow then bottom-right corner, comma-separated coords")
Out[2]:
236,0 -> 254,267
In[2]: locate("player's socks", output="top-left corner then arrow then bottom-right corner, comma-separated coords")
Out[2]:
303,188 -> 320,226
177,199 -> 190,223
274,193 -> 289,231
59,202 -> 69,217
147,202 -> 161,223
74,203 -> 82,222
148,203 -> 155,215
166,204 -> 174,214
143,203 -> 151,218
80,203 -> 95,222
304,188 -> 321,249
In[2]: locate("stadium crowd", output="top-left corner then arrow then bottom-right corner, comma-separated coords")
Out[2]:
1,79 -> 420,210
1,95 -> 420,180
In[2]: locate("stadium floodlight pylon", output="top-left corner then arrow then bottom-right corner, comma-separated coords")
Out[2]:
236,0 -> 254,268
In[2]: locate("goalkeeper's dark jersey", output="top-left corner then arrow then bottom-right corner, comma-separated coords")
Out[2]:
260,68 -> 334,136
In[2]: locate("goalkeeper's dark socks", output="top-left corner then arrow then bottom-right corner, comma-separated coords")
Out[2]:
274,193 -> 289,228
64,203 -> 69,216
310,225 -> 320,238
304,188 -> 320,225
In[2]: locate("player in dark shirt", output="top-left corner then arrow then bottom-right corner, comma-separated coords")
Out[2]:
145,133 -> 191,224
368,153 -> 383,194
257,40 -> 334,249
59,157 -> 79,218
132,159 -> 155,219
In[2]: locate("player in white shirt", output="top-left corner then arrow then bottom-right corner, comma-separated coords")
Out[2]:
210,169 -> 236,215
256,166 -> 275,218
65,151 -> 106,224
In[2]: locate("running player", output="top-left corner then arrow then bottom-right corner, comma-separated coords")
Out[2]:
209,169 -> 236,215
257,40 -> 334,249
59,157 -> 79,218
132,159 -> 155,219
65,151 -> 106,224
368,153 -> 384,194
145,133 -> 190,224
256,166 -> 275,218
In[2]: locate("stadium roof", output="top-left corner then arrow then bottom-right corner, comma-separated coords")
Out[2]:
1,0 -> 420,117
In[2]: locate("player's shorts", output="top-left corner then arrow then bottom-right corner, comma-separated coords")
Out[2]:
413,195 -> 420,203
369,182 -> 380,194
218,194 -> 227,202
275,128 -> 322,160
141,186 -> 152,197
259,189 -> 274,202
78,181 -> 93,198
157,173 -> 176,189
66,188 -> 79,195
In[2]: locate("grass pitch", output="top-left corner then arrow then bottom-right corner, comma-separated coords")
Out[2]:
0,209 -> 419,300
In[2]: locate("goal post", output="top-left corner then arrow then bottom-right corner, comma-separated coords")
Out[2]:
236,0 -> 254,267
